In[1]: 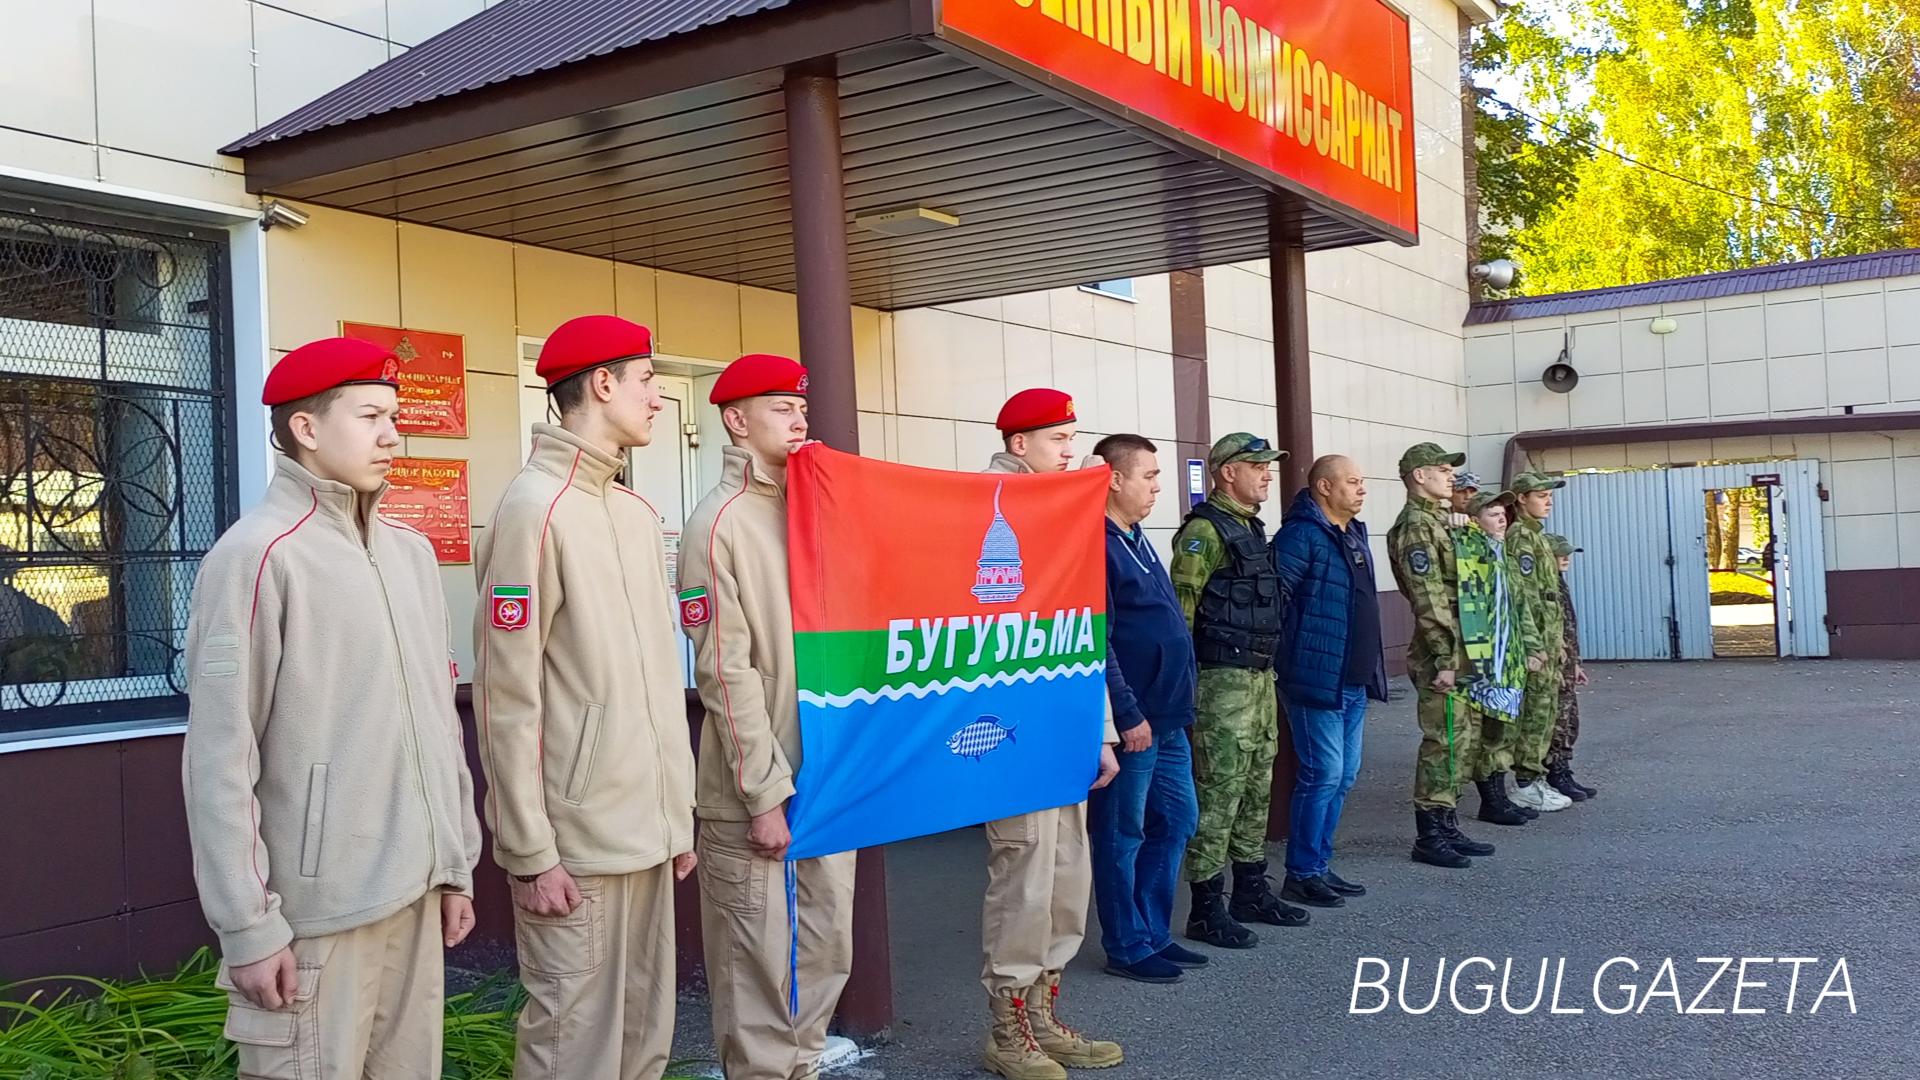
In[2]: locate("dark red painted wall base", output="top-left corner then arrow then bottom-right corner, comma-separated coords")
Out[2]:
0,736 -> 215,989
1826,568 -> 1920,658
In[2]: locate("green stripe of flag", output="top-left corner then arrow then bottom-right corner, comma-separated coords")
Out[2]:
796,612 -> 1105,697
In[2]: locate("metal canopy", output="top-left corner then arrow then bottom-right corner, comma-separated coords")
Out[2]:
223,0 -> 1389,311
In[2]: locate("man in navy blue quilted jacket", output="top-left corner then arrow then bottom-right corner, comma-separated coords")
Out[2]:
1086,434 -> 1204,986
1272,455 -> 1389,908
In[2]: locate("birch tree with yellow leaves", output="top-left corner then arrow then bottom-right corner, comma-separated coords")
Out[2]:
1472,0 -> 1920,295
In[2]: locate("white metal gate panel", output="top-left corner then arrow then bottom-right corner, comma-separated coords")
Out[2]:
1667,464 -> 1756,659
1549,469 -> 1676,660
1775,458 -> 1830,656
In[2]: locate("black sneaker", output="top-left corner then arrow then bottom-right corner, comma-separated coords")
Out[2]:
1156,942 -> 1210,968
1280,874 -> 1346,908
1104,952 -> 1184,984
1321,870 -> 1366,897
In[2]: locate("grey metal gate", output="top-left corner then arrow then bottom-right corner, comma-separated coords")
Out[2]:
1546,461 -> 1829,660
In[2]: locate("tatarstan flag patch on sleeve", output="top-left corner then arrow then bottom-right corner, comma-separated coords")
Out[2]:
490,585 -> 531,630
782,444 -> 1110,860
679,586 -> 711,627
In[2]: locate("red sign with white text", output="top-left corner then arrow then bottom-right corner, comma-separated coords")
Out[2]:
938,0 -> 1418,240
341,322 -> 469,437
381,457 -> 471,564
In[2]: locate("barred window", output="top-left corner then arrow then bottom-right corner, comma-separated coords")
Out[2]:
0,206 -> 233,736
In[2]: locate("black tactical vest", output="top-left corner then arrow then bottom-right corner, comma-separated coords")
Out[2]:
1186,501 -> 1283,670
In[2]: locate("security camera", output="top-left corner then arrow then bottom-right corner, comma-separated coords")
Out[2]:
1469,258 -> 1518,290
260,201 -> 310,231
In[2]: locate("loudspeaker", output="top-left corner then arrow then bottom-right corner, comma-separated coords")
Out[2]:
1543,363 -> 1579,394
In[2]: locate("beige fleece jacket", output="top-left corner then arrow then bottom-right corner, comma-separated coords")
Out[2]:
183,455 -> 481,967
679,446 -> 800,822
473,424 -> 696,878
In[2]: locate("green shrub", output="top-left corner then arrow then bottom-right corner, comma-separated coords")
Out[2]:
1,949 -> 710,1080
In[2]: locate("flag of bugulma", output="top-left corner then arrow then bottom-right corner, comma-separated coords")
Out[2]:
783,444 -> 1109,859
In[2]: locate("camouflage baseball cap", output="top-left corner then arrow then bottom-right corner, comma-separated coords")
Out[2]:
1398,442 -> 1466,476
1208,432 -> 1287,469
1508,470 -> 1567,493
1452,469 -> 1484,491
1464,489 -> 1516,516
1548,533 -> 1581,557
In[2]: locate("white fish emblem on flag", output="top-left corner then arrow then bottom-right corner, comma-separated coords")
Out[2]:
948,715 -> 1017,759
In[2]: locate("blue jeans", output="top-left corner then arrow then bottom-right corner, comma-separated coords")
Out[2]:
1087,725 -> 1199,965
1283,684 -> 1369,879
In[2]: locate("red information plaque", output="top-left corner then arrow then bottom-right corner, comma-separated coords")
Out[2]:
382,457 -> 471,564
341,322 -> 469,437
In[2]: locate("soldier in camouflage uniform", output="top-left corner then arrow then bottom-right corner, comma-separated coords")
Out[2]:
1386,443 -> 1496,869
1170,433 -> 1308,949
1504,472 -> 1572,813
1453,489 -> 1542,828
1545,534 -> 1597,801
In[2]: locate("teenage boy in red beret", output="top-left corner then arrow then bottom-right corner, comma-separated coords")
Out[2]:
677,353 -> 858,1080
184,337 -> 482,1080
473,315 -> 698,1080
977,389 -> 1123,1080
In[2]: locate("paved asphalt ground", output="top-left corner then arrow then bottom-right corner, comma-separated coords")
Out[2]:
673,660 -> 1920,1078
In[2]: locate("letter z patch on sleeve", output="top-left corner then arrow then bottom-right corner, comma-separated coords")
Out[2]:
490,585 -> 531,630
679,586 -> 711,627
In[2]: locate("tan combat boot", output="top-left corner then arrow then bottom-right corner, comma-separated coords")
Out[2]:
984,989 -> 1068,1080
1029,972 -> 1124,1069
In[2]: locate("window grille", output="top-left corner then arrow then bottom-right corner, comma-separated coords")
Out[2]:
0,206 -> 233,734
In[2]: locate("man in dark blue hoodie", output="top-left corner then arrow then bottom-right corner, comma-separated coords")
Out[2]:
1086,434 -> 1204,985
1272,455 -> 1389,908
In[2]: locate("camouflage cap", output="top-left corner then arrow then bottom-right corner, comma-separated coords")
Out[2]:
1508,470 -> 1567,493
1452,468 -> 1484,491
1549,533 -> 1581,557
1398,442 -> 1466,476
1464,489 -> 1516,517
1208,432 -> 1287,470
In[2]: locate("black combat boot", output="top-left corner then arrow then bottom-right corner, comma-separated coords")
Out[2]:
1229,860 -> 1311,927
1548,761 -> 1595,801
1475,777 -> 1529,826
1441,808 -> 1496,856
1411,808 -> 1471,868
1185,874 -> 1258,949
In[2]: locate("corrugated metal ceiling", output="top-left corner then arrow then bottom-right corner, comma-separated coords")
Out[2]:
256,42 -> 1363,310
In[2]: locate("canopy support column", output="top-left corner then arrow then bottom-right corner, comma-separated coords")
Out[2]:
784,57 -> 861,454
1267,196 -> 1312,840
784,56 -> 893,1038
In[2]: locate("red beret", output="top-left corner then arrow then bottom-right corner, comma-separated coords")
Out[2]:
263,337 -> 399,406
996,387 -> 1076,434
709,353 -> 809,404
537,315 -> 653,386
